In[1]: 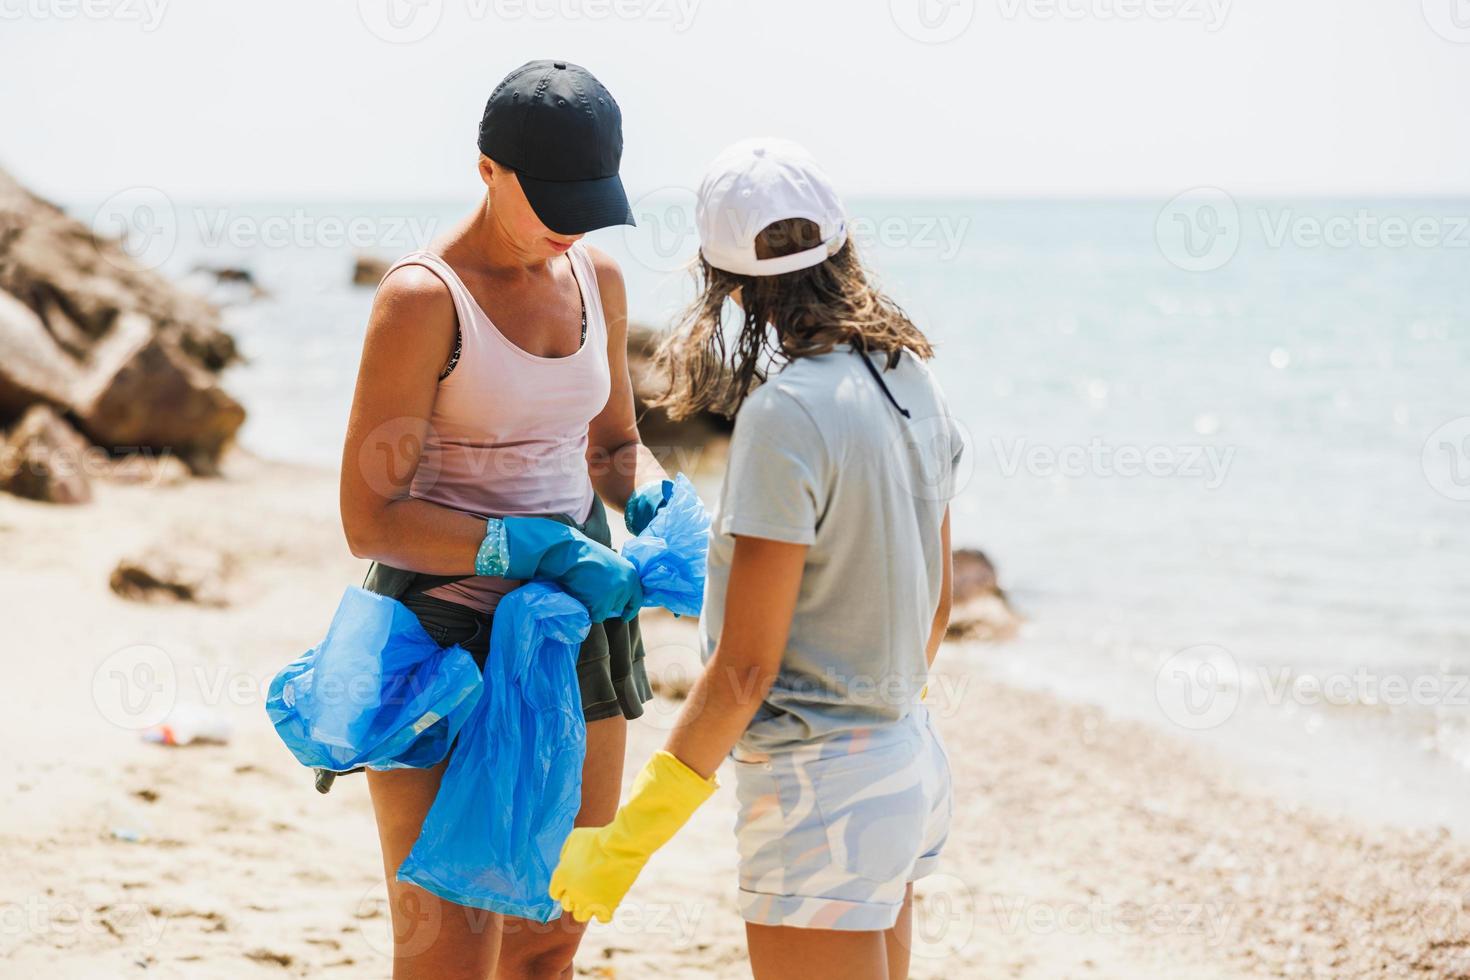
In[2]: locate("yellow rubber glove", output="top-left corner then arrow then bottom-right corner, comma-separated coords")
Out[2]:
549,750 -> 717,923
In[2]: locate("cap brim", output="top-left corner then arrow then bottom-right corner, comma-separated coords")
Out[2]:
517,171 -> 635,236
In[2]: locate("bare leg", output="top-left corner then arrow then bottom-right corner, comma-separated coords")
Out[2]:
367,761 -> 503,980
746,921 -> 889,980
496,714 -> 629,980
882,885 -> 914,980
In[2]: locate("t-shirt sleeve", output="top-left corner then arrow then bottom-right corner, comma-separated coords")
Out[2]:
718,389 -> 829,545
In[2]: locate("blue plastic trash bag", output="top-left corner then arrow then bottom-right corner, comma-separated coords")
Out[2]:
622,473 -> 711,618
266,587 -> 483,772
397,583 -> 590,920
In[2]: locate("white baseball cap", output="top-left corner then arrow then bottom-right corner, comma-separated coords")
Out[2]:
696,137 -> 848,277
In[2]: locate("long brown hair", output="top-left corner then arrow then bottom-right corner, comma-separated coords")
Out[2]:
652,218 -> 933,420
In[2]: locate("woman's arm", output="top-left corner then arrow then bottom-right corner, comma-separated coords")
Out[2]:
584,246 -> 668,513
926,506 -> 953,666
338,266 -> 486,573
663,534 -> 807,779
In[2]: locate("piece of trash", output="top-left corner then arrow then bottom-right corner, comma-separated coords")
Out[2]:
112,827 -> 144,843
141,704 -> 233,747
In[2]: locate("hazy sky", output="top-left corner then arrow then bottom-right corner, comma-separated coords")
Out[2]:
3,0 -> 1468,202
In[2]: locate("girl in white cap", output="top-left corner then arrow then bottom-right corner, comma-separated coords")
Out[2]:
550,137 -> 964,979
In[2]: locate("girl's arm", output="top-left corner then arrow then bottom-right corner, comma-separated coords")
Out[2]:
549,532 -> 804,922
925,506 -> 954,666
338,266 -> 485,573
664,534 -> 807,778
584,247 -> 669,512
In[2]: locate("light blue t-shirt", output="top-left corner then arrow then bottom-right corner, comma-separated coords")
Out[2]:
699,345 -> 964,754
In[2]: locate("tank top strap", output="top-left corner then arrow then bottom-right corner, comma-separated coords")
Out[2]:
567,242 -> 607,344
381,250 -> 484,341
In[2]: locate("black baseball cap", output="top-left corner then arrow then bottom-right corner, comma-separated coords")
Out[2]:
477,60 -> 635,236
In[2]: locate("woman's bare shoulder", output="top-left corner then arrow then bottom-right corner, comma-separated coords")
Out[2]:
372,263 -> 456,326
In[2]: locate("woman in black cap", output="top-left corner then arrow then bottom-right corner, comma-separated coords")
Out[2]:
339,60 -> 667,978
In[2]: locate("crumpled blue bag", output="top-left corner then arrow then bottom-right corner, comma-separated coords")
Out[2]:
622,473 -> 712,618
397,583 -> 589,920
267,473 -> 712,920
266,587 -> 483,772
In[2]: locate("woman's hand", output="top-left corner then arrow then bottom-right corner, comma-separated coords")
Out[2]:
500,517 -> 643,622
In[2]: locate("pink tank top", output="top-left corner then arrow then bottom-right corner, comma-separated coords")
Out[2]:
383,243 -> 612,613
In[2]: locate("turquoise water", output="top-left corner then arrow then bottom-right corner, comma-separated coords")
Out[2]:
135,196 -> 1468,830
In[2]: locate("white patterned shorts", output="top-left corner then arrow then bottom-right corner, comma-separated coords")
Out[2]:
731,705 -> 953,931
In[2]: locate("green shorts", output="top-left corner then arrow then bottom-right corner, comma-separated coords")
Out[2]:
361,495 -> 652,724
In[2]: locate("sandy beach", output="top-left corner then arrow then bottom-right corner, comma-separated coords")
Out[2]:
1,454 -> 1465,979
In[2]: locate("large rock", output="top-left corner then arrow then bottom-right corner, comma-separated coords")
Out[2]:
947,548 -> 1021,642
626,322 -> 734,458
0,169 -> 238,370
0,288 -> 77,422
352,254 -> 391,287
0,166 -> 245,478
72,312 -> 245,475
0,404 -> 94,504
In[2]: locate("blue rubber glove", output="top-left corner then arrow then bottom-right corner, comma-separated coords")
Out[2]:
478,517 -> 642,623
624,479 -> 674,535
